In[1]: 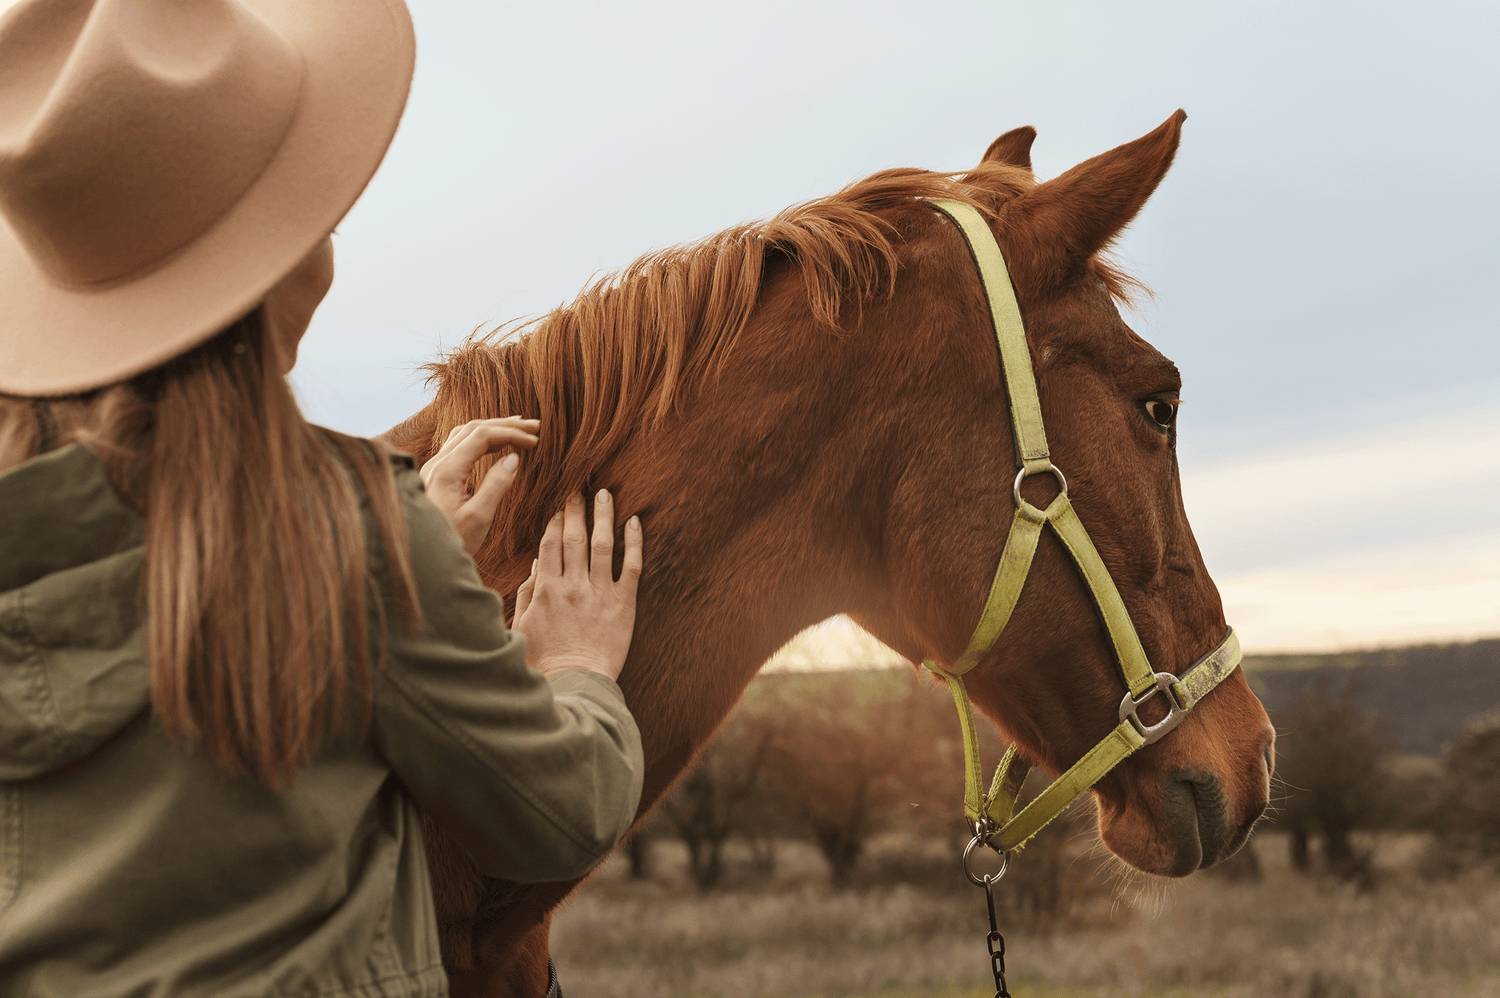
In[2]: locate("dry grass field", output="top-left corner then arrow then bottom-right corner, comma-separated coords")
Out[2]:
551,831 -> 1500,998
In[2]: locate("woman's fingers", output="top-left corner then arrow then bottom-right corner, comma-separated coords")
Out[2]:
516,502 -> 643,682
561,492 -> 588,580
426,420 -> 485,481
421,417 -> 538,492
514,558 -> 538,622
620,515 -> 643,599
537,508 -> 564,578
468,450 -> 520,521
418,418 -> 540,556
441,424 -> 538,480
541,489 -> 632,586
589,490 -> 614,589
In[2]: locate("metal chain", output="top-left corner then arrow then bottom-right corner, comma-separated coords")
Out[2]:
963,827 -> 1012,998
983,876 -> 1010,998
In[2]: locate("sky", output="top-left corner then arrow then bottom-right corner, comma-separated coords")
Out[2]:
293,0 -> 1500,655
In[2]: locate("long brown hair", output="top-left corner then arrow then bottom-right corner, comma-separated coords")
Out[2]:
0,312 -> 421,788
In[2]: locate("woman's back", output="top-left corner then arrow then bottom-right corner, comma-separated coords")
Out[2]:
0,442 -> 641,997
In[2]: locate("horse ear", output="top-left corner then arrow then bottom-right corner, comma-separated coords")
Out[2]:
1008,110 -> 1186,283
981,126 -> 1037,170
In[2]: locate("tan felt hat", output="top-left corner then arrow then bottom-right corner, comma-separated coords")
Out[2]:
0,0 -> 415,396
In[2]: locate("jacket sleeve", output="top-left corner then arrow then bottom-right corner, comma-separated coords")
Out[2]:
369,464 -> 644,883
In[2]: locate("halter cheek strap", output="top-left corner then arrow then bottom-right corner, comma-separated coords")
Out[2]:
923,199 -> 1242,854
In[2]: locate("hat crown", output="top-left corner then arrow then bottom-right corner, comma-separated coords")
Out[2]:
0,0 -> 304,286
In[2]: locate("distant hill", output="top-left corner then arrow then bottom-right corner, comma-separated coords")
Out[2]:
1243,638 -> 1500,757
749,638 -> 1500,760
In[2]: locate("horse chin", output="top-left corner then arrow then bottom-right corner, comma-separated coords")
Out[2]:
1096,765 -> 1267,877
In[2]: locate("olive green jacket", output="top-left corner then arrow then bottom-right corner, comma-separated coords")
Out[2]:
0,444 -> 644,997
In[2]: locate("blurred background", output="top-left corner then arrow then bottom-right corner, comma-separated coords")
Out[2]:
290,2 -> 1500,995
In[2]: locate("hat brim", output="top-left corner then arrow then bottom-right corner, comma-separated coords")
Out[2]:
0,0 -> 415,396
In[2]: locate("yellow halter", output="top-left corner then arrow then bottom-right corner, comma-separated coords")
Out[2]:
924,199 -> 1242,856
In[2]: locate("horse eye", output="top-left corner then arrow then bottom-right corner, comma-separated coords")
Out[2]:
1146,400 -> 1178,428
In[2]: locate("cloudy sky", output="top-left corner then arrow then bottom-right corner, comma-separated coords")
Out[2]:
294,0 -> 1499,654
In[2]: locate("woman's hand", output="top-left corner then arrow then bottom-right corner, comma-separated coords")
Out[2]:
512,490 -> 643,683
420,417 -> 540,556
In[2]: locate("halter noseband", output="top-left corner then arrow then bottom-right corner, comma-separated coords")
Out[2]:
923,199 -> 1241,855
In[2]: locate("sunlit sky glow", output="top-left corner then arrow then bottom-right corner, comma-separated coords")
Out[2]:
293,1 -> 1500,656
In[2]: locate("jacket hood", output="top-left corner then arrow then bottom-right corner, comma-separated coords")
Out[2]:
0,445 -> 150,780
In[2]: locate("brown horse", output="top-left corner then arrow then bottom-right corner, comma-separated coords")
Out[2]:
383,111 -> 1275,998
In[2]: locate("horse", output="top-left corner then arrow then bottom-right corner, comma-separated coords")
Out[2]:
382,111 -> 1276,998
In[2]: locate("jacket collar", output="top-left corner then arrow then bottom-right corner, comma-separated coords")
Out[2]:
0,444 -> 143,595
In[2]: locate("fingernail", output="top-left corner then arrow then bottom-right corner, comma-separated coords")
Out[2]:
628,515 -> 641,530
597,489 -> 610,504
502,453 -> 519,471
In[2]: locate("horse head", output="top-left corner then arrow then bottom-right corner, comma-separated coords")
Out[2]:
851,111 -> 1274,876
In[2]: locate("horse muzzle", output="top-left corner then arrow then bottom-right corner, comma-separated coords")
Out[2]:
1101,716 -> 1274,877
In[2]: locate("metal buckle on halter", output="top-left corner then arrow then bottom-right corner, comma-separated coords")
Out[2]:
1118,672 -> 1189,744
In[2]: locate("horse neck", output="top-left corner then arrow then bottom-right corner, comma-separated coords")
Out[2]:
602,358 -> 886,807
402,257 -> 937,812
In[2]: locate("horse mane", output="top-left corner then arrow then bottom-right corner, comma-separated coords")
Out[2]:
421,161 -> 1132,580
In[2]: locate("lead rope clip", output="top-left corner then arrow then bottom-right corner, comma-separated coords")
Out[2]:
963,825 -> 1013,998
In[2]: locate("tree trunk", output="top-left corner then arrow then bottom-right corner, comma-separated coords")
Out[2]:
748,835 -> 776,877
814,823 -> 864,887
1290,827 -> 1310,870
624,832 -> 652,880
690,837 -> 725,892
678,828 -> 727,892
1322,820 -> 1354,870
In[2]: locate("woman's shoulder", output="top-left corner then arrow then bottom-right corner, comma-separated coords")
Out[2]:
311,424 -> 421,510
313,424 -> 505,643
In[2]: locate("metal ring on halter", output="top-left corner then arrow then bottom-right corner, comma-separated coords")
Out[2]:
1012,463 -> 1068,508
963,831 -> 1011,886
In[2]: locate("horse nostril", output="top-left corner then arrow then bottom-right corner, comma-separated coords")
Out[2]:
1261,728 -> 1276,779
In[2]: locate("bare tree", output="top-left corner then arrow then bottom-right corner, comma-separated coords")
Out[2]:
1430,710 -> 1500,860
757,669 -> 966,886
660,712 -> 778,891
621,829 -> 654,880
1272,676 -> 1393,880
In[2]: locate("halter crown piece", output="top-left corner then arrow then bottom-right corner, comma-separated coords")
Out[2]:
923,200 -> 1242,856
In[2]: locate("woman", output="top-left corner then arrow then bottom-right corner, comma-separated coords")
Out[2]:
0,0 -> 643,995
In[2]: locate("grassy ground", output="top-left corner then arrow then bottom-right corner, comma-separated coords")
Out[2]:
551,832 -> 1500,998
